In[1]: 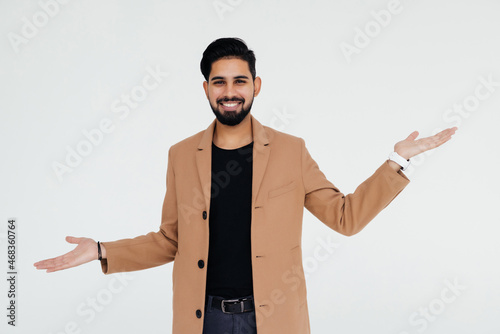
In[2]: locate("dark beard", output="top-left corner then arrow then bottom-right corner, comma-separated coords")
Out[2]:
210,97 -> 254,126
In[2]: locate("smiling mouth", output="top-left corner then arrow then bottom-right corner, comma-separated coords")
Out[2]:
219,101 -> 242,111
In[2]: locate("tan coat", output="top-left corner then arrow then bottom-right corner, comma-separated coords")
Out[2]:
100,113 -> 410,333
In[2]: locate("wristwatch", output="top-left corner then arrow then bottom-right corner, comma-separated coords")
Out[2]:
388,151 -> 410,171
97,241 -> 102,261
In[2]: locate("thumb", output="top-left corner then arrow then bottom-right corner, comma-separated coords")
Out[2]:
405,131 -> 419,141
66,236 -> 82,244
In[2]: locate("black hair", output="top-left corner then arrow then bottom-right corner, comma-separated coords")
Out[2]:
200,37 -> 256,82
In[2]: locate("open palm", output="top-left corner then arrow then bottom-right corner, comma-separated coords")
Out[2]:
395,127 -> 458,159
34,236 -> 98,273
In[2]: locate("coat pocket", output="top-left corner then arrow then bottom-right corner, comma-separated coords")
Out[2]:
268,180 -> 297,199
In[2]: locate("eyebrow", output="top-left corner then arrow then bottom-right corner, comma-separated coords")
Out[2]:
210,75 -> 250,82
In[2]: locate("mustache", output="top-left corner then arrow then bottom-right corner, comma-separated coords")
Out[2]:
217,97 -> 244,104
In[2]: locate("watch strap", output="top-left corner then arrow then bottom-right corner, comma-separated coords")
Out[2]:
97,241 -> 102,261
388,151 -> 410,171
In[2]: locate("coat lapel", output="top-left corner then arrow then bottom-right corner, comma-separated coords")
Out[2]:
195,114 -> 271,212
251,115 -> 271,207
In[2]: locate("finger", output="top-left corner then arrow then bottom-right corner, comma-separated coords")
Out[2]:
34,258 -> 60,269
34,253 -> 71,269
46,262 -> 72,273
425,131 -> 453,149
416,128 -> 457,153
438,128 -> 457,142
437,127 -> 457,139
66,236 -> 82,244
419,136 -> 442,151
427,130 -> 452,146
434,129 -> 450,140
34,257 -> 57,268
39,258 -> 70,271
405,131 -> 419,141
433,135 -> 450,147
49,255 -> 80,272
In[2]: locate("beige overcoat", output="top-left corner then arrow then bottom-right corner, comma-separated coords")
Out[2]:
100,113 -> 410,333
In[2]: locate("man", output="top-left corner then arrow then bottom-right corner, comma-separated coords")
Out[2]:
34,37 -> 457,334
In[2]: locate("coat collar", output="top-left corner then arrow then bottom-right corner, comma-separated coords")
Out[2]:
195,113 -> 271,211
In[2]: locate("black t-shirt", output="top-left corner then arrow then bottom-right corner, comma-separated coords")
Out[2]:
205,140 -> 254,299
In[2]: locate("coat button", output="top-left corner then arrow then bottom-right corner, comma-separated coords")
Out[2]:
196,309 -> 202,318
198,260 -> 204,268
202,211 -> 207,220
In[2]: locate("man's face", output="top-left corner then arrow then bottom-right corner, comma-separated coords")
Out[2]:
203,58 -> 261,126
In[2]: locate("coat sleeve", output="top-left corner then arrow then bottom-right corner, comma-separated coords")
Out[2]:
99,147 -> 178,274
301,138 -> 410,236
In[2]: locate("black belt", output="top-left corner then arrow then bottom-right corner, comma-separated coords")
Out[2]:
209,295 -> 255,314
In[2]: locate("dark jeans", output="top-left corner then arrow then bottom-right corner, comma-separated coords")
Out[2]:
202,294 -> 257,334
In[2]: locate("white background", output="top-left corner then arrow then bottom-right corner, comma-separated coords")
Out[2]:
1,0 -> 499,333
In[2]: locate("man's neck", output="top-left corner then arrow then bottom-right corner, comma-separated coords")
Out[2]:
212,115 -> 253,149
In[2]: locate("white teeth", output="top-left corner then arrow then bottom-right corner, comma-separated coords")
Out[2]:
222,103 -> 238,107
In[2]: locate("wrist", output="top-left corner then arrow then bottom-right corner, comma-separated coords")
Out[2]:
100,242 -> 107,259
395,150 -> 410,160
388,151 -> 411,171
387,159 -> 403,172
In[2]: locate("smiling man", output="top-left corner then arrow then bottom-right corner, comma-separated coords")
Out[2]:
34,37 -> 457,334
204,57 -> 260,127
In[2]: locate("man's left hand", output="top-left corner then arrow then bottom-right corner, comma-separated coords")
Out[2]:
395,127 -> 458,160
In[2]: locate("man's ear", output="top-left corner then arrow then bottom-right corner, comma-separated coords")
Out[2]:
253,76 -> 262,97
203,81 -> 209,99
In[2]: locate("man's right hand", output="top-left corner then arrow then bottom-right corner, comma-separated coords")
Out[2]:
34,236 -> 106,273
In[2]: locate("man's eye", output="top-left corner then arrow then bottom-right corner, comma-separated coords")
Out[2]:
236,80 -> 246,84
214,81 -> 224,84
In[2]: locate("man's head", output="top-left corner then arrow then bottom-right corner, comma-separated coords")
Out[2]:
201,37 -> 261,126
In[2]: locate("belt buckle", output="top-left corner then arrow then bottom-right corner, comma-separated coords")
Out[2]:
221,298 -> 245,314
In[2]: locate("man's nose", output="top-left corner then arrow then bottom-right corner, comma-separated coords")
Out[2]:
223,83 -> 236,97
